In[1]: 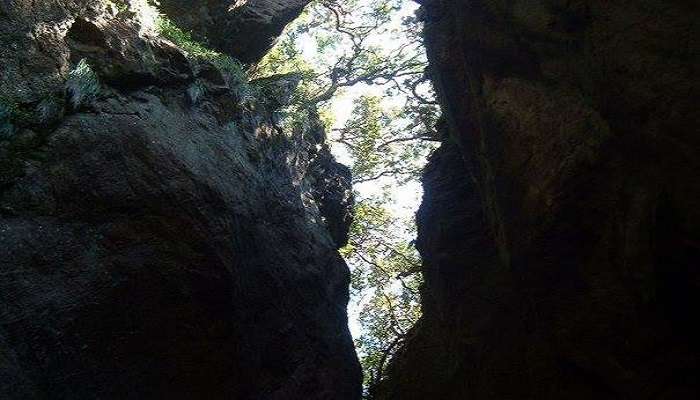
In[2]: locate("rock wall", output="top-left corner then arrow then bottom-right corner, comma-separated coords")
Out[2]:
379,0 -> 699,398
0,1 -> 361,398
158,0 -> 312,64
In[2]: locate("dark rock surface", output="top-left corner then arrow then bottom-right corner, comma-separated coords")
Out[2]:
158,0 -> 312,64
378,0 -> 699,398
0,1 -> 361,398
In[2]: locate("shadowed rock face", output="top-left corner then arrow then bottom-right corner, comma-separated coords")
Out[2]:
0,1 -> 361,399
158,0 -> 312,64
378,0 -> 699,399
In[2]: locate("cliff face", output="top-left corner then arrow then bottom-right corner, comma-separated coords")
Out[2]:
157,0 -> 312,63
380,0 -> 699,399
0,1 -> 361,398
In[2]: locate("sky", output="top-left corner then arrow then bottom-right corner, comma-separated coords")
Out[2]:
279,0 -> 428,341
322,2 -> 425,216
312,2 -> 425,339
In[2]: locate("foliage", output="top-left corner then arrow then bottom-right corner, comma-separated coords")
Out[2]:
66,59 -> 100,110
104,0 -> 130,14
256,0 -> 439,180
341,198 -> 422,395
338,95 -> 437,184
257,0 -> 431,104
155,16 -> 245,78
254,0 -> 440,395
154,15 -> 260,106
186,80 -> 206,105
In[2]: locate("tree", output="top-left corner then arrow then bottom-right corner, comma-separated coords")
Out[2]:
336,95 -> 438,184
341,198 -> 422,395
254,0 -> 439,395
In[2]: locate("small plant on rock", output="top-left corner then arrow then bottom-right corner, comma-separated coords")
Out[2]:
66,59 -> 100,110
105,0 -> 130,15
186,80 -> 206,105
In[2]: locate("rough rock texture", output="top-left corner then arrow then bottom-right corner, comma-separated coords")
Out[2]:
379,0 -> 699,399
0,1 -> 361,398
158,0 -> 312,64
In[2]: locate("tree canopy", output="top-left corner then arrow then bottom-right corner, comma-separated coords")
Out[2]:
255,0 -> 440,395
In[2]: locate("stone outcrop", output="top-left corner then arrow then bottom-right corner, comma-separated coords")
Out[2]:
378,0 -> 699,398
157,0 -> 312,64
0,1 -> 361,398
